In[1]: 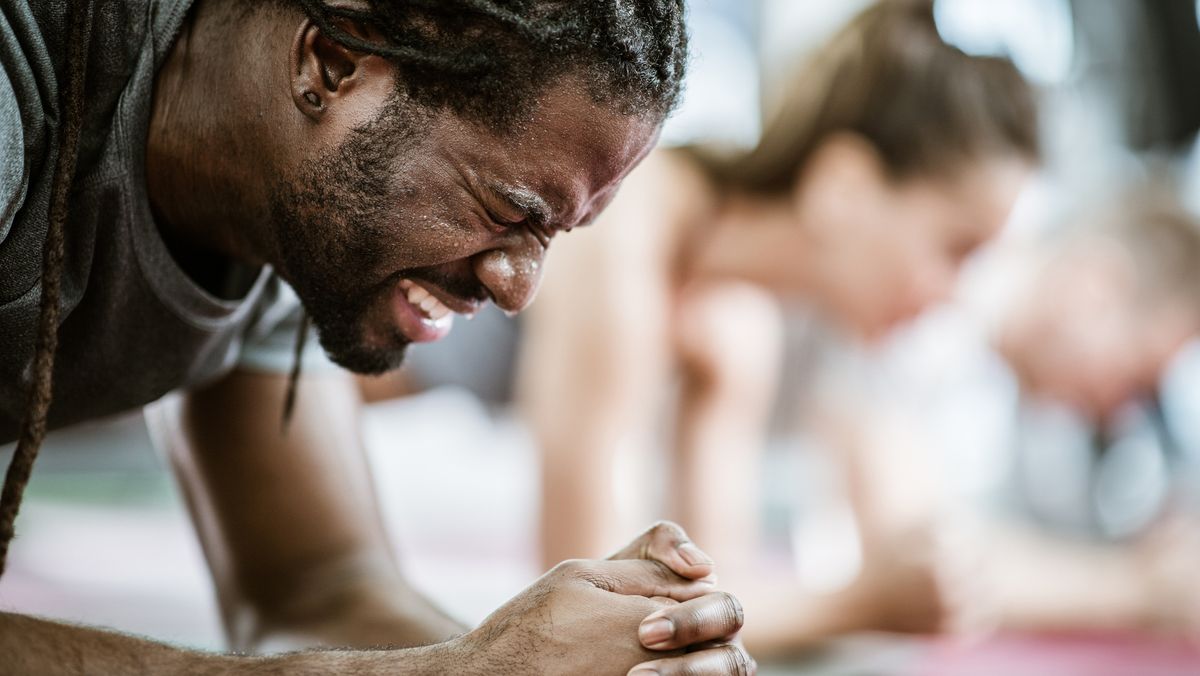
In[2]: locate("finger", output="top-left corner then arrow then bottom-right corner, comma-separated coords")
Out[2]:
627,643 -> 756,676
638,591 -> 744,650
563,559 -> 715,602
608,521 -> 716,582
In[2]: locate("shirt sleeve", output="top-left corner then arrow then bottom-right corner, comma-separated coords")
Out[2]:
237,276 -> 341,375
0,59 -> 26,247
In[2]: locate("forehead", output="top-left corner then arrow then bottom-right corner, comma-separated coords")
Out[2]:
441,84 -> 661,227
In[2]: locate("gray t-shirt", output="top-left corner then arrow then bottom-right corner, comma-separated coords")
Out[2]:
0,0 -> 324,443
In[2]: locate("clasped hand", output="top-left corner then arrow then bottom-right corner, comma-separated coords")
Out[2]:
457,521 -> 754,675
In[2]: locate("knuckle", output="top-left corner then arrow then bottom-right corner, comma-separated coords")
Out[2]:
550,558 -> 588,579
553,559 -> 624,593
649,520 -> 685,542
646,557 -> 678,583
580,570 -> 620,593
723,645 -> 753,676
719,592 -> 745,631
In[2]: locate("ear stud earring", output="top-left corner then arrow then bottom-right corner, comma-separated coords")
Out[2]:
303,91 -> 321,107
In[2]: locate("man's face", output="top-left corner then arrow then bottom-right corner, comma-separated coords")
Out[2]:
269,84 -> 659,373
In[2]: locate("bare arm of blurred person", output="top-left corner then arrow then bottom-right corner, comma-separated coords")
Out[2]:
147,369 -> 465,652
517,154 -> 681,568
519,150 -> 754,568
942,516 -> 1200,636
672,282 -> 784,575
739,406 -> 946,658
814,389 -> 1200,640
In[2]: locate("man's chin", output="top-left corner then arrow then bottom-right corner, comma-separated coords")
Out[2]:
328,345 -> 410,375
316,329 -> 411,375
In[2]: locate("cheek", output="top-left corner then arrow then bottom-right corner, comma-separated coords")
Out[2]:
906,218 -> 962,293
378,183 -> 496,269
877,226 -> 932,301
827,228 -> 911,332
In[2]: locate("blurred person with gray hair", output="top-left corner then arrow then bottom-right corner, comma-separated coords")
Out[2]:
857,183 -> 1200,639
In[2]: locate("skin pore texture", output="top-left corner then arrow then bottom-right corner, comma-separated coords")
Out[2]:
2,0 -> 760,675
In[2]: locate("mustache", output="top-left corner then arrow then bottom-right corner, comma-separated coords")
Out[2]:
399,265 -> 490,304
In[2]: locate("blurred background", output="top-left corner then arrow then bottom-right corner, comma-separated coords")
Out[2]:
4,1 -> 1200,674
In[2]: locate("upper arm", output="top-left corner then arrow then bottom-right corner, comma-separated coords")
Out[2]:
515,154 -> 684,448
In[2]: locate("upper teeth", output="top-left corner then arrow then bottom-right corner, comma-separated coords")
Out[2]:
401,280 -> 452,321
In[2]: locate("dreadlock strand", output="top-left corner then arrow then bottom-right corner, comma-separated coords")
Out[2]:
296,0 -> 493,74
281,312 -> 311,432
0,0 -> 94,577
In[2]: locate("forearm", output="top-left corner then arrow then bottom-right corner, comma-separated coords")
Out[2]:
539,426 -> 630,567
671,282 -> 782,575
250,570 -> 466,652
737,585 -> 873,659
151,372 -> 463,653
979,527 -> 1160,632
673,376 -> 765,576
0,612 -> 457,676
0,612 -> 229,676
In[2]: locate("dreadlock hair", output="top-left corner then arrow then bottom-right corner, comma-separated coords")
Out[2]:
291,0 -> 689,129
0,0 -> 688,576
0,0 -> 93,577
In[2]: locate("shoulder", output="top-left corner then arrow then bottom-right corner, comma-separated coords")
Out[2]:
621,148 -> 719,219
579,148 -> 720,257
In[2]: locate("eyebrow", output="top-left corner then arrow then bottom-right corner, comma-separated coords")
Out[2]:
490,183 -> 554,226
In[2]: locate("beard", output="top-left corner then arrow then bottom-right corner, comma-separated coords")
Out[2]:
266,104 -> 422,375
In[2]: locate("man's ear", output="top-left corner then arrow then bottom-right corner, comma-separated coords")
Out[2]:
289,19 -> 375,121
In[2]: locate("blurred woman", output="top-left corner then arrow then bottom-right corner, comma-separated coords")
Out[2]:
516,0 -> 1039,655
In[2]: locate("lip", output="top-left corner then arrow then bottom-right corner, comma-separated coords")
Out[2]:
390,279 -> 456,344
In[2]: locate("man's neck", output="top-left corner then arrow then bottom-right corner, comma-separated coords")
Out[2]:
144,0 -> 286,270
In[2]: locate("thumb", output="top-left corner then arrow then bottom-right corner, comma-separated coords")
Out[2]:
608,521 -> 716,583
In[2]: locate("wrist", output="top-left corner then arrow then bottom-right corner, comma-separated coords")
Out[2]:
245,637 -> 467,676
244,578 -> 467,652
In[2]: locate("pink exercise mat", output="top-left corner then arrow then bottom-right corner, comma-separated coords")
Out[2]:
912,631 -> 1200,676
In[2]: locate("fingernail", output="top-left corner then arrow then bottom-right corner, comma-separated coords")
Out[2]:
629,669 -> 659,676
639,617 -> 674,648
678,542 -> 713,566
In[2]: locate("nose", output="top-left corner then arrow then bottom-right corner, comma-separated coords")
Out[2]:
472,235 -> 547,314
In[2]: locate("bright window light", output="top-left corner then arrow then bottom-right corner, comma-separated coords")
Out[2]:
935,0 -> 1075,86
